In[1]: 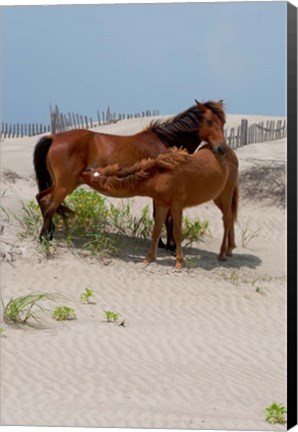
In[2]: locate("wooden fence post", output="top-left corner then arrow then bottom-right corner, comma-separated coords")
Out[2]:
71,113 -> 76,129
228,128 -> 235,148
240,119 -> 248,146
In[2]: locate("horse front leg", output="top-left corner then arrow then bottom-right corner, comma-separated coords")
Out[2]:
144,206 -> 169,264
153,201 -> 176,253
165,211 -> 176,252
171,204 -> 183,269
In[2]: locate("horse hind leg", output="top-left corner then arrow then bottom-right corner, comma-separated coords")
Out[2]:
39,184 -> 75,241
227,185 -> 238,256
219,213 -> 232,261
57,204 -> 74,218
36,186 -> 74,239
227,225 -> 236,256
36,186 -> 56,240
214,196 -> 234,261
56,204 -> 75,230
145,205 -> 169,264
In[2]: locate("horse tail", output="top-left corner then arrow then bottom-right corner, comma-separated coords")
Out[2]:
81,149 -> 189,193
87,149 -> 189,192
231,183 -> 239,222
33,136 -> 53,192
104,159 -> 155,191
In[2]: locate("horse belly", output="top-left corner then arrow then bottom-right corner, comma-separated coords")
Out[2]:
142,174 -> 178,207
183,171 -> 226,208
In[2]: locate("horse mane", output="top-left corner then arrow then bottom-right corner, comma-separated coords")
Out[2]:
146,100 -> 226,149
87,148 -> 190,192
204,100 -> 226,124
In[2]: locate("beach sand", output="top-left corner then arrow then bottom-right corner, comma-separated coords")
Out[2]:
0,114 -> 287,430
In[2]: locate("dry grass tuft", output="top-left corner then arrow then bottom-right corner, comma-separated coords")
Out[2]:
240,162 -> 285,207
2,170 -> 23,183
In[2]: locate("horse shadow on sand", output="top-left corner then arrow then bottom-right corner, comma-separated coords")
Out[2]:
64,231 -> 262,271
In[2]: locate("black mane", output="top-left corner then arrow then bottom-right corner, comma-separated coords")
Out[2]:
147,101 -> 225,152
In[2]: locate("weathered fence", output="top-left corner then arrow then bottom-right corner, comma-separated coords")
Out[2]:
225,119 -> 287,148
50,107 -> 287,147
1,107 -> 287,148
50,105 -> 160,134
1,122 -> 51,139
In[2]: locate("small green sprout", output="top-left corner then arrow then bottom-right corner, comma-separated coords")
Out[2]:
256,286 -> 266,295
241,223 -> 260,248
0,326 -> 6,336
53,306 -> 76,321
230,270 -> 240,285
104,311 -> 119,323
265,403 -> 287,425
80,288 -> 95,304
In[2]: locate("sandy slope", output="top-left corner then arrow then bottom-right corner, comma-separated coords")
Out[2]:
0,115 -> 287,430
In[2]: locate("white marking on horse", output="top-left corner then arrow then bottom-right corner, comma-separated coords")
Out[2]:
194,141 -> 209,153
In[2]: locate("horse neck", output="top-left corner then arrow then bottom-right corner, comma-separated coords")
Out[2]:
154,129 -> 200,153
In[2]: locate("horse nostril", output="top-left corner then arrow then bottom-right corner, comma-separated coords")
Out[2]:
216,145 -> 227,156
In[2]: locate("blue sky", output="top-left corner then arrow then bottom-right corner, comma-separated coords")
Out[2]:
1,2 -> 287,125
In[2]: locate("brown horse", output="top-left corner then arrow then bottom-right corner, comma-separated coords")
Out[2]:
33,100 -> 226,245
80,144 -> 239,269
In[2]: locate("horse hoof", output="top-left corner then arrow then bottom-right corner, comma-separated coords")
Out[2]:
218,254 -> 227,261
39,228 -> 55,242
175,262 -> 183,270
144,256 -> 155,264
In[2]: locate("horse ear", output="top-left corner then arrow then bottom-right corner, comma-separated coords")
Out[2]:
218,99 -> 224,106
195,99 -> 205,110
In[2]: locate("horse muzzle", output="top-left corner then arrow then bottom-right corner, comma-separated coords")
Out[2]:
213,144 -> 227,157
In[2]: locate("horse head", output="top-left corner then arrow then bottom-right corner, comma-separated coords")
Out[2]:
195,99 -> 226,154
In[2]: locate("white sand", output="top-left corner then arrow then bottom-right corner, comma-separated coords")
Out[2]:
0,114 -> 287,430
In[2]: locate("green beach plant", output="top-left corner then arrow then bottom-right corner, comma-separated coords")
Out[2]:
17,190 -> 210,260
52,306 -> 76,321
230,270 -> 240,285
17,200 -> 42,238
104,311 -> 119,323
2,292 -> 58,326
241,223 -> 260,248
80,288 -> 95,304
182,216 -> 209,247
265,403 -> 287,425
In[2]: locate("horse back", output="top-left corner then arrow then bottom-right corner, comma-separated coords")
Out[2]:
47,128 -> 167,174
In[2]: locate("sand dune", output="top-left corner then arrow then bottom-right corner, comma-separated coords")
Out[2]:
0,115 -> 287,430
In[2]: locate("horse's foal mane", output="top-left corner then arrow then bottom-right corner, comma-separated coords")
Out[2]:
92,148 -> 189,191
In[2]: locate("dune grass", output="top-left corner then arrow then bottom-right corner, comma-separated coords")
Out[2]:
2,292 -> 60,326
17,188 -> 209,258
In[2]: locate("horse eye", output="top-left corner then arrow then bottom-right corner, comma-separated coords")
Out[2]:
207,120 -> 213,127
